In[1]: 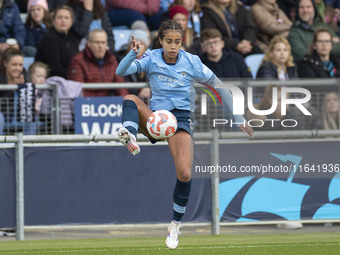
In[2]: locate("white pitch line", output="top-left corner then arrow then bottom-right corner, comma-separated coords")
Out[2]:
3,242 -> 340,254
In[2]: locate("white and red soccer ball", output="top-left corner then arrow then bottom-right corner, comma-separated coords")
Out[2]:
147,110 -> 178,140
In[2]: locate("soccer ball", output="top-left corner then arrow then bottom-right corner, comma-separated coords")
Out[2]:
147,110 -> 178,140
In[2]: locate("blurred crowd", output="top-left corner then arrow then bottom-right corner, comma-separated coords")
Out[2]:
0,0 -> 340,135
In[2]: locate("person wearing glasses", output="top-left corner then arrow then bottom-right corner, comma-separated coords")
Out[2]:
297,27 -> 340,78
200,28 -> 252,78
68,29 -> 128,97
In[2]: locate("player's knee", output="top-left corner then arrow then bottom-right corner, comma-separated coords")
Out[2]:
177,170 -> 191,182
123,94 -> 139,102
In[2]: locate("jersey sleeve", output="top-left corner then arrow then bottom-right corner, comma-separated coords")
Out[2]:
116,49 -> 138,76
211,78 -> 245,125
133,49 -> 152,73
192,55 -> 216,84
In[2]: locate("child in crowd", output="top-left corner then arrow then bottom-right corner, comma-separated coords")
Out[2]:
24,0 -> 52,57
28,61 -> 49,114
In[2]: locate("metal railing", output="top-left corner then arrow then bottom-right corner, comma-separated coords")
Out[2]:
1,79 -> 340,135
3,129 -> 340,240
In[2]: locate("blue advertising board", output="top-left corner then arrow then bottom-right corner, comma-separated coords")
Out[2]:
74,97 -> 123,135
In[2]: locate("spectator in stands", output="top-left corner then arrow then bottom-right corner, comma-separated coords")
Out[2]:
257,36 -> 298,79
250,0 -> 292,52
313,91 -> 340,129
24,0 -> 53,57
35,5 -> 79,78
200,28 -> 252,78
0,49 -> 37,134
106,0 -> 162,30
298,27 -> 340,77
29,61 -> 49,85
315,0 -> 338,33
246,84 -> 310,130
201,0 -> 261,57
160,0 -> 202,37
68,0 -> 115,53
0,0 -> 26,53
0,49 -> 28,85
67,29 -> 128,97
28,61 -> 49,114
169,5 -> 200,53
288,0 -> 340,63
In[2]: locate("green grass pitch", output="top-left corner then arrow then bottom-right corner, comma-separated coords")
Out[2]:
0,232 -> 339,255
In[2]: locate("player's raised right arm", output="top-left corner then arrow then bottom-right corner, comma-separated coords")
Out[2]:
116,35 -> 141,76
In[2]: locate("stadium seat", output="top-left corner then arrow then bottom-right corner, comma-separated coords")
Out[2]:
113,28 -> 132,52
244,54 -> 265,79
23,57 -> 35,71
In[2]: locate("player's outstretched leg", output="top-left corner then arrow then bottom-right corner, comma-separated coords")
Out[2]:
166,130 -> 193,249
118,95 -> 153,155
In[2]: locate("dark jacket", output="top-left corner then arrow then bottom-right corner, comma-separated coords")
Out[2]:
0,70 -> 30,119
256,61 -> 299,79
297,50 -> 340,78
201,49 -> 252,79
25,24 -> 48,47
35,27 -> 80,78
0,0 -> 26,48
67,45 -> 128,97
70,4 -> 115,53
201,2 -> 259,54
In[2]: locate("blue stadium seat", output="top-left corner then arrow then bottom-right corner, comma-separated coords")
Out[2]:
113,28 -> 132,52
23,57 -> 35,71
244,54 -> 265,79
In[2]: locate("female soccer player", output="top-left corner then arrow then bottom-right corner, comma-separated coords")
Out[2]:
116,20 -> 253,250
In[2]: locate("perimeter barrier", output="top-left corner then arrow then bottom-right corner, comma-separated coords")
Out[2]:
2,129 -> 340,240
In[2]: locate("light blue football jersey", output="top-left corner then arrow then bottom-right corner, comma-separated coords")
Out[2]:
135,49 -> 216,112
116,48 -> 245,124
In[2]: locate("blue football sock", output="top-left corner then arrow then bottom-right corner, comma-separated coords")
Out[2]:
122,100 -> 139,137
172,179 -> 192,222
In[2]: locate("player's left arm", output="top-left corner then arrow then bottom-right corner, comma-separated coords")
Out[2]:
116,35 -> 141,76
212,78 -> 254,138
193,57 -> 254,137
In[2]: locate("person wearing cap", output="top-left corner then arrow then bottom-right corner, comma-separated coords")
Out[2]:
167,5 -> 201,54
0,0 -> 26,53
67,29 -> 128,97
24,0 -> 52,57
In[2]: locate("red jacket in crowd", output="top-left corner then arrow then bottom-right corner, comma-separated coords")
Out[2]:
68,45 -> 129,97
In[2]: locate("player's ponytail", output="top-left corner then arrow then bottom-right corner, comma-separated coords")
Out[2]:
158,20 -> 184,40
